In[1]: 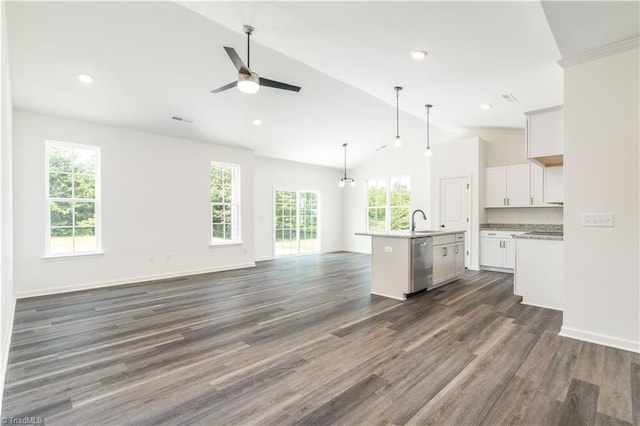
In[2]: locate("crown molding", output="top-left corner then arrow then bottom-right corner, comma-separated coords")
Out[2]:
558,36 -> 640,68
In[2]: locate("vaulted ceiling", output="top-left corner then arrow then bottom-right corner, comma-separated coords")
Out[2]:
5,1 -> 638,168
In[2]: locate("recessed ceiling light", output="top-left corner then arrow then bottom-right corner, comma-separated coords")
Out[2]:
252,118 -> 262,126
480,104 -> 492,110
77,73 -> 94,84
410,50 -> 428,60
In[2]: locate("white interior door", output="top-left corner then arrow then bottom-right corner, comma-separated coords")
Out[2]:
439,176 -> 470,265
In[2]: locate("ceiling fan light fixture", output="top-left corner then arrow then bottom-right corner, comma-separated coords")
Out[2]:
237,73 -> 260,94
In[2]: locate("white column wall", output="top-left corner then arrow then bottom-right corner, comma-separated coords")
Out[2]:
561,47 -> 640,352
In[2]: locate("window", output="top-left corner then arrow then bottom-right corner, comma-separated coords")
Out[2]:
274,190 -> 319,256
211,162 -> 240,244
46,141 -> 100,255
366,176 -> 411,232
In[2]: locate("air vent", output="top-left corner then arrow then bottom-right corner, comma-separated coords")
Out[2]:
501,94 -> 518,102
171,116 -> 194,124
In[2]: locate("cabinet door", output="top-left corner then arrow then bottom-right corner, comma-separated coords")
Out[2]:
504,238 -> 517,269
443,244 -> 456,281
485,167 -> 507,208
544,166 -> 564,204
480,238 -> 503,267
506,164 -> 530,207
454,242 -> 465,276
530,162 -> 546,206
528,108 -> 563,158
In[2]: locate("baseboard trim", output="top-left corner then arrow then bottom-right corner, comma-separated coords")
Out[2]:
479,266 -> 514,274
559,326 -> 640,353
0,296 -> 17,413
371,291 -> 405,301
520,300 -> 563,312
14,262 -> 257,299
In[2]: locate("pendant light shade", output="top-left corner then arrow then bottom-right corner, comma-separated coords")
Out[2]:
425,104 -> 433,157
338,143 -> 356,188
394,86 -> 403,147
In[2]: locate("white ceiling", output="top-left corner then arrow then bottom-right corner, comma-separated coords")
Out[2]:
5,1 -> 635,169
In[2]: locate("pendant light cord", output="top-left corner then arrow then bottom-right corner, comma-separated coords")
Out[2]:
396,89 -> 400,138
247,30 -> 251,69
426,104 -> 432,149
343,143 -> 348,179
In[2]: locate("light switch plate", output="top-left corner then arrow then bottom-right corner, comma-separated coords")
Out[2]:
582,213 -> 614,227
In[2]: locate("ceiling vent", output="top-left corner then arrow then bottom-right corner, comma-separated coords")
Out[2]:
171,115 -> 194,124
501,94 -> 518,102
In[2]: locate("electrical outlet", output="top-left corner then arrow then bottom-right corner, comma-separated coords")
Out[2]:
384,246 -> 393,253
582,213 -> 614,227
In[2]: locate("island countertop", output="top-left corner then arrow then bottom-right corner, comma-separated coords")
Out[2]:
355,230 -> 463,239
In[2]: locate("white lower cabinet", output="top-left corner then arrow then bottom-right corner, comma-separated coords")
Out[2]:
480,230 -> 523,271
433,233 -> 465,286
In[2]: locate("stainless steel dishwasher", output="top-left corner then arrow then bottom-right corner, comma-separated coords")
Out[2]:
411,237 -> 433,293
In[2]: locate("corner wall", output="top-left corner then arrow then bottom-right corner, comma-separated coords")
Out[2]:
12,111 -> 256,297
561,47 -> 640,352
253,156 -> 344,260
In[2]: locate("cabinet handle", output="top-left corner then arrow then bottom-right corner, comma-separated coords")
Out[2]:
531,197 -> 534,205
500,241 -> 504,248
507,198 -> 510,206
443,247 -> 447,256
503,198 -> 506,206
455,245 -> 459,254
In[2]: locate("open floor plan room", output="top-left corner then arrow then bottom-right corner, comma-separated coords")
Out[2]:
3,253 -> 639,425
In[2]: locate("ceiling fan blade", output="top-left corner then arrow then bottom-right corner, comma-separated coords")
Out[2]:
259,77 -> 301,92
223,46 -> 250,75
211,81 -> 237,93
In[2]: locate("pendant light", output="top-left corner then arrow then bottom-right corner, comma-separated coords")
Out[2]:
338,143 -> 356,187
425,104 -> 433,157
394,86 -> 403,147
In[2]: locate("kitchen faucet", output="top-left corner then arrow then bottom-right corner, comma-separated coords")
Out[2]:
411,209 -> 427,231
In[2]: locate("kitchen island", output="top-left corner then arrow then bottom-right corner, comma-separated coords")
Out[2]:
355,230 -> 466,300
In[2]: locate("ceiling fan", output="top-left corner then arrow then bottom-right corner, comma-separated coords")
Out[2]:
211,25 -> 301,95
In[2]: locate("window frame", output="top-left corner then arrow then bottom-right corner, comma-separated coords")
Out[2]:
365,176 -> 411,232
44,140 -> 102,258
210,161 -> 241,245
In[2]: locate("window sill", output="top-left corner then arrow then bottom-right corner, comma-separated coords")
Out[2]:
210,241 -> 243,247
43,250 -> 104,260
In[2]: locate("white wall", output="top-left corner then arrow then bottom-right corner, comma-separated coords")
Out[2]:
561,47 -> 639,352
253,156 -> 343,260
0,0 -> 14,409
13,111 -> 256,297
431,137 -> 484,270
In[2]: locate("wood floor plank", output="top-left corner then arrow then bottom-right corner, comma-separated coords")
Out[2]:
598,347 -> 633,423
558,378 -> 599,426
1,252 -> 637,426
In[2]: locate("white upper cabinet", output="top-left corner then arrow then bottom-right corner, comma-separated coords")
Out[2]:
525,105 -> 563,166
530,162 -> 556,207
485,164 -> 530,208
544,165 -> 564,204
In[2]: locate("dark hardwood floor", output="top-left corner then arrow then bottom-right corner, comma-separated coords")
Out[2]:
2,252 -> 639,425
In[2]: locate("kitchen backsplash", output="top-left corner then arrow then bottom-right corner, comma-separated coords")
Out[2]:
486,207 -> 563,224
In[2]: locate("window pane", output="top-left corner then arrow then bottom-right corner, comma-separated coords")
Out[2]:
75,202 -> 95,227
212,224 -> 224,240
390,207 -> 410,231
74,148 -> 96,175
50,227 -> 73,254
51,202 -> 73,227
211,184 -> 223,202
75,227 -> 97,252
49,173 -> 73,198
368,208 -> 386,232
48,146 -> 73,173
74,173 -> 96,199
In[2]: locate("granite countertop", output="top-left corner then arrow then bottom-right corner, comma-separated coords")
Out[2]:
480,223 -> 563,241
355,230 -> 463,239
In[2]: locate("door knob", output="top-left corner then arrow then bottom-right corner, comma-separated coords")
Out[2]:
441,224 -> 445,228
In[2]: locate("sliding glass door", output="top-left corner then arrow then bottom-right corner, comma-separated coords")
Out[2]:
274,190 -> 319,256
